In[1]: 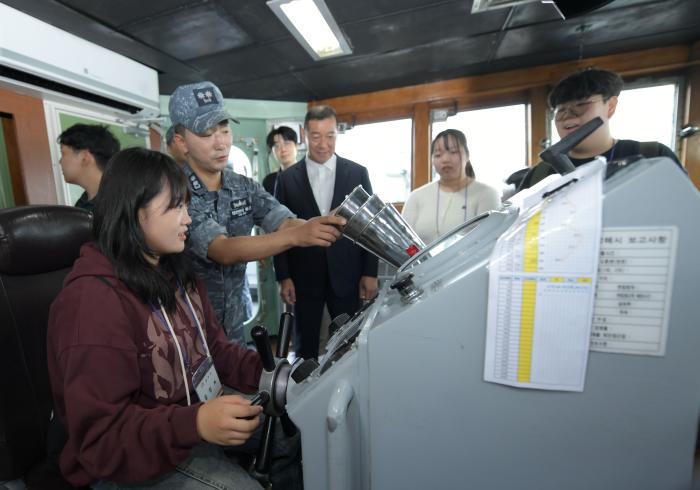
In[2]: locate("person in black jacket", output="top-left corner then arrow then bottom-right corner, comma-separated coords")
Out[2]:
274,106 -> 379,360
58,124 -> 120,211
519,68 -> 682,190
263,126 -> 299,195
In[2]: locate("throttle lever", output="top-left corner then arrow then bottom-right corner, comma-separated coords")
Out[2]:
540,117 -> 603,175
251,325 -> 275,371
276,312 -> 293,359
249,320 -> 299,485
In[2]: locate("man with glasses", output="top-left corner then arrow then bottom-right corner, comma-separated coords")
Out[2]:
518,68 -> 682,190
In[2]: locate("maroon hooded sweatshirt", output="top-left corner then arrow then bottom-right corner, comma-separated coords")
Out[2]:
47,242 -> 263,486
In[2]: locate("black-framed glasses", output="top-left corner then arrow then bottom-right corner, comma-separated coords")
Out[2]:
553,97 -> 606,121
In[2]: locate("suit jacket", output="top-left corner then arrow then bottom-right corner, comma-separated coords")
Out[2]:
273,156 -> 378,298
262,170 -> 279,195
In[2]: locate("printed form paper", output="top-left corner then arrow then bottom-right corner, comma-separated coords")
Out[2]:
591,227 -> 677,356
484,159 -> 605,391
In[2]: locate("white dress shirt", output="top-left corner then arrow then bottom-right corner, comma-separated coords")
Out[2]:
306,154 -> 337,216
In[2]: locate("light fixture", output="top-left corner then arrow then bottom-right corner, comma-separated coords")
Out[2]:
267,0 -> 352,61
471,0 -> 614,18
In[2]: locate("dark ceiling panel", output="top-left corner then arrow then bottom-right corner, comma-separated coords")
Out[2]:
580,0 -> 665,13
326,0 -> 465,25
294,33 -> 499,100
218,73 -> 314,102
190,45 -> 290,85
508,0 -> 668,29
124,3 -> 253,61
343,1 -> 507,56
57,0 -> 194,29
566,26 -> 700,64
217,0 -> 291,41
159,72 -> 204,101
508,0 -> 684,28
191,34 -> 324,87
458,25 -> 698,82
497,0 -> 700,60
507,2 -> 567,27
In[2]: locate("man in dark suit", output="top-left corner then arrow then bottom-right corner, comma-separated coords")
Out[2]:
274,106 -> 379,360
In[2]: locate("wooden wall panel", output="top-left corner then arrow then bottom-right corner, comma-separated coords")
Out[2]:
412,102 -> 430,190
684,43 -> 700,190
311,44 -> 698,192
316,46 -> 691,116
528,86 -> 549,165
1,117 -> 27,205
0,88 -> 56,204
149,128 -> 161,151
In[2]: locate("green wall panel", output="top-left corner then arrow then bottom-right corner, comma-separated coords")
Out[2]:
0,118 -> 15,209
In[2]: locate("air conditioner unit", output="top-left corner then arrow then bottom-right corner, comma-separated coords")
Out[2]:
0,3 -> 160,118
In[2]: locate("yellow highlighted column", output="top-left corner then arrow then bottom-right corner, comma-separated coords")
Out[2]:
518,280 -> 536,382
523,211 -> 541,273
518,212 -> 541,382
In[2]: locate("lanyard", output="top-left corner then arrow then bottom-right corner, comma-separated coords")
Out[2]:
435,181 -> 468,238
151,286 -> 212,406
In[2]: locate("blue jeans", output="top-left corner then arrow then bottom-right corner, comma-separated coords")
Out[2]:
92,420 -> 302,490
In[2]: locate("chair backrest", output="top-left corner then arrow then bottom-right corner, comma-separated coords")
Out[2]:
0,205 -> 92,480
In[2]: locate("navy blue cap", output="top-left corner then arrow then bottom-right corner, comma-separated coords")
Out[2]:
168,81 -> 239,135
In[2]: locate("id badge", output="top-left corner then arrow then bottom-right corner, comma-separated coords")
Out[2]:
192,356 -> 223,402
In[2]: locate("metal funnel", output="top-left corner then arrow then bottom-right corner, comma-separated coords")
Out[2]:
335,185 -> 370,221
335,186 -> 425,267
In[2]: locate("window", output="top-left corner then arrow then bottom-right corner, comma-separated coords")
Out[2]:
335,118 -> 412,203
432,104 -> 528,196
229,145 -> 255,179
549,82 -> 679,149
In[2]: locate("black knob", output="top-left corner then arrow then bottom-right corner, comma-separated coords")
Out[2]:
276,312 -> 293,359
328,313 -> 350,337
390,273 -> 414,291
251,325 -> 275,371
291,358 -> 320,383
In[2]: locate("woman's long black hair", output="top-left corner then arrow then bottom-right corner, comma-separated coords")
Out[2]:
92,147 -> 196,312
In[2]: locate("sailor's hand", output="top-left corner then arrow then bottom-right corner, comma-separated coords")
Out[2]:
290,215 -> 345,247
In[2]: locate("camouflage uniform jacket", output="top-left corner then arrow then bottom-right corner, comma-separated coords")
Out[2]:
183,163 -> 295,344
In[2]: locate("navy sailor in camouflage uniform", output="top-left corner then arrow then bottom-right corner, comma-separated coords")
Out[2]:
168,81 -> 346,344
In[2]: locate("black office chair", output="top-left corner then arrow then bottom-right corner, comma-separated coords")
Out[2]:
0,205 -> 92,489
